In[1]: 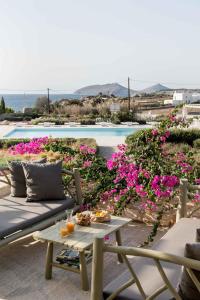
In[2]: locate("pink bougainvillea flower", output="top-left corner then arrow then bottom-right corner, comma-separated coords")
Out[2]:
165,130 -> 171,138
9,137 -> 48,155
140,169 -> 150,179
82,160 -> 92,168
151,175 -> 179,198
104,235 -> 110,241
193,193 -> 200,203
160,136 -> 166,143
195,179 -> 200,185
135,185 -> 148,198
152,129 -> 158,136
140,199 -> 158,212
117,144 -> 127,152
79,145 -> 96,155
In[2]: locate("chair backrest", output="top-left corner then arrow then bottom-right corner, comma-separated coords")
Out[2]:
0,167 -> 11,186
62,168 -> 83,205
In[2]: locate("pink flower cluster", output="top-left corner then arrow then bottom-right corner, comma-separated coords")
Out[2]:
151,129 -> 170,143
195,179 -> 200,185
82,160 -> 92,168
9,137 -> 49,155
103,143 -> 181,212
140,200 -> 158,212
151,175 -> 179,198
193,193 -> 200,203
101,189 -> 117,204
176,152 -> 193,173
79,145 -> 96,155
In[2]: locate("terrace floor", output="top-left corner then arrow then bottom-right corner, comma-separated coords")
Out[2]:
0,223 -> 165,300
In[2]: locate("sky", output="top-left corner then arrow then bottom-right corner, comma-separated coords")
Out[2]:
0,0 -> 200,92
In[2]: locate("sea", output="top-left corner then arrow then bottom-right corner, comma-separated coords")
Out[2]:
0,93 -> 82,112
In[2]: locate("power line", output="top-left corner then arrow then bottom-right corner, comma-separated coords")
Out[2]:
128,77 -> 131,111
47,88 -> 50,114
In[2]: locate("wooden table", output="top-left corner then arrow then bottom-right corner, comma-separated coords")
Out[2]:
33,215 -> 131,291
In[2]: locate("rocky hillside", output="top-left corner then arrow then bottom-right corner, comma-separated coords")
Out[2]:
74,82 -> 171,97
139,83 -> 170,94
74,83 -> 136,97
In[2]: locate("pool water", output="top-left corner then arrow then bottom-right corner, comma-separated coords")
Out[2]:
4,127 -> 146,139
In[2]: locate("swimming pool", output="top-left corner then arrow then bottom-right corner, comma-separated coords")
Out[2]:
4,126 -> 148,139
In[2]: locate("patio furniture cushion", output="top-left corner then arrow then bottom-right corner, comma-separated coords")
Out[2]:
8,158 -> 46,197
22,160 -> 65,202
103,218 -> 200,300
0,194 -> 74,239
196,228 -> 200,242
178,243 -> 200,300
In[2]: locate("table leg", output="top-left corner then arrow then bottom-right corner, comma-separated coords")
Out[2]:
115,230 -> 123,263
79,251 -> 89,291
45,241 -> 53,279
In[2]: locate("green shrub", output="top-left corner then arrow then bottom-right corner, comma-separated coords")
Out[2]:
80,119 -> 96,125
54,120 -> 64,125
126,128 -> 152,148
137,120 -> 147,125
44,140 -> 76,155
0,113 -> 38,121
167,129 -> 200,146
74,138 -> 97,150
126,128 -> 200,148
194,139 -> 200,149
111,111 -> 136,122
0,137 -> 97,150
163,142 -> 191,154
0,138 -> 31,149
31,117 -> 66,125
111,115 -> 121,124
117,111 -> 134,122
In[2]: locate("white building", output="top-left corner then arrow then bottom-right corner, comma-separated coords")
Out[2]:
164,99 -> 173,105
23,107 -> 33,114
173,91 -> 200,106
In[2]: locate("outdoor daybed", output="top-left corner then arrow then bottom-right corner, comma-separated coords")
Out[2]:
0,167 -> 82,248
91,179 -> 200,300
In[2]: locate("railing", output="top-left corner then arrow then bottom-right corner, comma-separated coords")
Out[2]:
91,237 -> 200,300
176,178 -> 200,221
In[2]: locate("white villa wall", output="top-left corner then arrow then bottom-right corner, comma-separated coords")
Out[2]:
173,91 -> 200,106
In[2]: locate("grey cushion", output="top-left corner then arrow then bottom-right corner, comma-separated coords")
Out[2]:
0,194 -> 74,239
8,158 -> 46,197
196,228 -> 200,242
178,243 -> 200,300
22,160 -> 65,202
103,218 -> 200,300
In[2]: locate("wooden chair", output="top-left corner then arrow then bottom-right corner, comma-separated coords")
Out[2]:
91,179 -> 200,300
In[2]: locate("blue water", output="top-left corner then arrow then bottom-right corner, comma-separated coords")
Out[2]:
4,127 -> 141,138
0,94 -> 81,112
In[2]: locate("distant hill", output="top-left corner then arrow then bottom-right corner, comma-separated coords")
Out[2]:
74,83 -> 136,97
140,83 -> 170,94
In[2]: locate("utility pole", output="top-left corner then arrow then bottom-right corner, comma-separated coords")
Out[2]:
47,88 -> 50,114
128,77 -> 131,111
